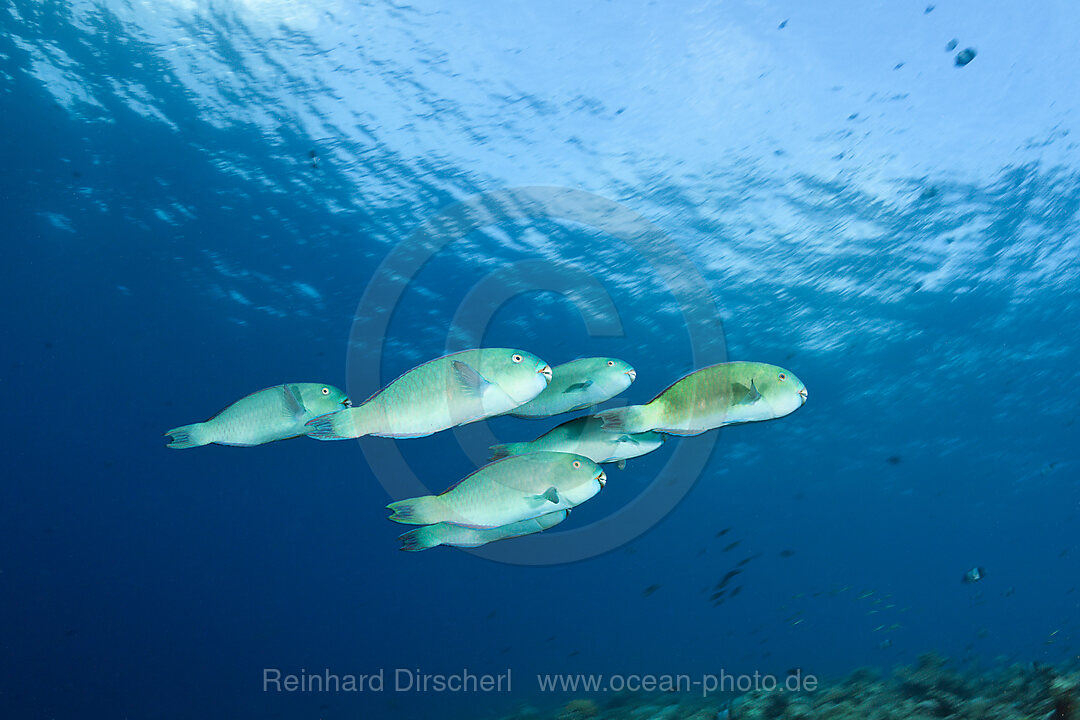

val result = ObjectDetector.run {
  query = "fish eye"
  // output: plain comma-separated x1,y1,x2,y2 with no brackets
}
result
607,360,615,366
512,354,523,363
572,460,581,469
321,387,330,395
778,373,787,381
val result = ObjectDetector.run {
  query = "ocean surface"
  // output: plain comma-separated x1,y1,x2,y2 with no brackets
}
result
2,1,1079,718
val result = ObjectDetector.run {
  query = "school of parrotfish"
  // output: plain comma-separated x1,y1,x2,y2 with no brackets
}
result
165,349,808,552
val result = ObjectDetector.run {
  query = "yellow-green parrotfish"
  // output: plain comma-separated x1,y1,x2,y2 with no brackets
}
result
397,510,568,552
596,361,807,435
489,415,665,468
305,348,551,440
386,452,605,528
507,357,636,418
165,383,350,449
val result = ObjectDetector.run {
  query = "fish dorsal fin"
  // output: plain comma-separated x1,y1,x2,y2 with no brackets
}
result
282,384,308,419
733,379,763,405
531,487,560,504
562,380,594,393
452,361,492,397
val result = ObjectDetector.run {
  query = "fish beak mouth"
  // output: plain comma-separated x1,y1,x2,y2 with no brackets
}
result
538,364,552,382
342,398,352,408
596,470,606,488
626,368,637,382
798,388,808,405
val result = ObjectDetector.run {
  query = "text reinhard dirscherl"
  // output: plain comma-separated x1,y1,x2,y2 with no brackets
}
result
262,668,819,697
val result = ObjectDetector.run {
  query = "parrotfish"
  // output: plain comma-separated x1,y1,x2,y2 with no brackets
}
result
398,510,568,552
305,348,551,440
165,383,350,449
489,415,664,468
508,357,636,418
386,452,605,528
596,361,807,435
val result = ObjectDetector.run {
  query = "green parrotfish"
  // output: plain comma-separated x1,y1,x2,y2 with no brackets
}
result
165,383,350,449
596,361,807,435
386,452,605,528
507,357,636,418
490,415,664,468
305,348,551,440
398,510,568,552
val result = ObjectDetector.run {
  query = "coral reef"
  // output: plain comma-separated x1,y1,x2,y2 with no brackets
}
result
559,699,599,720
500,655,1080,720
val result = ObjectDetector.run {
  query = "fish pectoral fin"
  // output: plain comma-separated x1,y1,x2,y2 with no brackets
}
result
452,361,493,398
733,380,763,406
616,460,627,470
530,487,561,505
562,380,594,393
282,384,308,419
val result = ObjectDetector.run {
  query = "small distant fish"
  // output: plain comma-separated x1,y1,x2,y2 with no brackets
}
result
962,566,986,584
779,549,796,558
879,639,892,649
858,590,875,600
945,38,958,51
955,48,977,67
714,569,742,588
887,455,902,465
308,149,319,168
568,650,580,657
778,19,788,29
737,554,760,567
924,4,935,13
716,528,731,537
642,584,661,597
723,541,741,552
729,585,743,598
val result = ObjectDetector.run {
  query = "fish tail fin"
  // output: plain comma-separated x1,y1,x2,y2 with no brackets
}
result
165,423,211,449
595,404,653,434
398,527,441,552
304,407,367,440
386,496,443,525
488,443,519,461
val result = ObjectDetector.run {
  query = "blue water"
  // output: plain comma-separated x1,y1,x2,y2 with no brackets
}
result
3,1,1079,718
